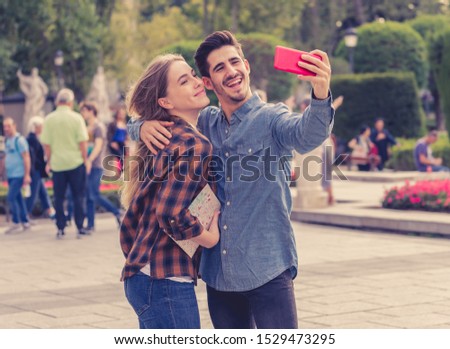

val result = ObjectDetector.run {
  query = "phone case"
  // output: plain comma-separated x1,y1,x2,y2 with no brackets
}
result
273,46,322,76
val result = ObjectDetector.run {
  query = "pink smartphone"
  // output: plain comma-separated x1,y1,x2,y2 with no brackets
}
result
273,46,322,76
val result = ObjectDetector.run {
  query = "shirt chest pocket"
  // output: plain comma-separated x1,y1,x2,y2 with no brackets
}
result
236,141,265,156
235,142,266,181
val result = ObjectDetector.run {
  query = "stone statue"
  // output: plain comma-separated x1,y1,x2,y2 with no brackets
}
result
87,66,112,123
17,68,48,127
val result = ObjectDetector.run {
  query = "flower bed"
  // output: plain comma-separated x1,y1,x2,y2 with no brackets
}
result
382,179,450,212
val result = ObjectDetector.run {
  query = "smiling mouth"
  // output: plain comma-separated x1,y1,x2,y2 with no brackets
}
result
224,76,243,88
194,90,206,97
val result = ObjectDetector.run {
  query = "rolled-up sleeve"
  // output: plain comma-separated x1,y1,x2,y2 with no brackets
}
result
127,118,143,142
155,142,208,241
270,92,335,154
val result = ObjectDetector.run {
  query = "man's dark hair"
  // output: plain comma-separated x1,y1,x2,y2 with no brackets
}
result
428,128,438,137
194,30,244,78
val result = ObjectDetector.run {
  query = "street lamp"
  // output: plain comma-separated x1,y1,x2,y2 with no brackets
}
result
344,27,358,73
54,50,64,90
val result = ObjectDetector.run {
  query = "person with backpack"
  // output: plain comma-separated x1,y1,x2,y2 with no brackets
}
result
25,116,55,220
3,117,31,234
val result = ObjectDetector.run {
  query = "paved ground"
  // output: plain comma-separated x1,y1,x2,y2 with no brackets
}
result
1,212,450,329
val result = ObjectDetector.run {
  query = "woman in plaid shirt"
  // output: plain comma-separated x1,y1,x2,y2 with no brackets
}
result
120,54,220,329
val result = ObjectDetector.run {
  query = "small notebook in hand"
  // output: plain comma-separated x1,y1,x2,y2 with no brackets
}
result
171,184,220,258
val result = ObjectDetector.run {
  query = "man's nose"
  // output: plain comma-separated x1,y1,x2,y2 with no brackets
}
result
224,63,238,77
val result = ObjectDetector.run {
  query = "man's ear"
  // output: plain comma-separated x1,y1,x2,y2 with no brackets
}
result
158,97,173,110
244,59,250,74
202,77,214,91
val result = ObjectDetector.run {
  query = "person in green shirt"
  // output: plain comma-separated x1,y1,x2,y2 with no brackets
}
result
41,88,89,239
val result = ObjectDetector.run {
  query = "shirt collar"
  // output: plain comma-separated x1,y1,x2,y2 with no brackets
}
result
221,94,263,122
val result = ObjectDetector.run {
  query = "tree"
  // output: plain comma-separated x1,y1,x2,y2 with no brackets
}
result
335,21,428,87
50,0,106,98
238,33,296,101
430,27,450,135
407,15,450,130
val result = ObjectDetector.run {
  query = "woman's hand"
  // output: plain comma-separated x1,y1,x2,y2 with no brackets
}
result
192,211,220,248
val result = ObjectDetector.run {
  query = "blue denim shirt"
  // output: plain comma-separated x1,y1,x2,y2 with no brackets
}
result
128,93,334,292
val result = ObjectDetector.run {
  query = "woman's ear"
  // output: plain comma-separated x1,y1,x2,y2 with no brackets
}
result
158,97,173,110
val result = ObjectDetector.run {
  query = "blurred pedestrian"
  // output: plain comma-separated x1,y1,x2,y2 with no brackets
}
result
40,88,89,239
414,129,449,172
80,101,122,232
25,116,55,219
348,125,380,172
107,104,128,172
3,117,31,234
370,118,397,171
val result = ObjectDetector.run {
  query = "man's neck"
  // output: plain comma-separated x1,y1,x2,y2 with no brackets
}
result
220,94,253,122
87,117,97,126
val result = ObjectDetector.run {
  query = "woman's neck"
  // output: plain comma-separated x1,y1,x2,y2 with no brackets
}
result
170,110,199,128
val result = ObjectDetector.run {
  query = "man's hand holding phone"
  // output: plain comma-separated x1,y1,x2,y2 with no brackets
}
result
274,46,331,100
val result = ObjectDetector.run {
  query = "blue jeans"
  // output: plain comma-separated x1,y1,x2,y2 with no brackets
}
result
86,167,120,228
7,177,29,224
26,171,52,214
207,269,298,329
124,272,200,329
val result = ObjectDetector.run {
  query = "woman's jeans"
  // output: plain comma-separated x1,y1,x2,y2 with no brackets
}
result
7,177,29,224
26,171,52,214
86,167,120,228
124,272,200,329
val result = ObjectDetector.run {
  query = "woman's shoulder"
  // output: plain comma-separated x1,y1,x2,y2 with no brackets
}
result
168,120,212,154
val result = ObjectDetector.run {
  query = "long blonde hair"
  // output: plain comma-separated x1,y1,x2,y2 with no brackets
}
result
121,54,185,208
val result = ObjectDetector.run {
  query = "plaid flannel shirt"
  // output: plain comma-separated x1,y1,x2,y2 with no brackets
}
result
120,117,213,282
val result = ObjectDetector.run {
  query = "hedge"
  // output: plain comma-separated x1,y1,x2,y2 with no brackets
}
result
385,134,450,171
430,27,450,136
330,72,426,142
335,21,428,87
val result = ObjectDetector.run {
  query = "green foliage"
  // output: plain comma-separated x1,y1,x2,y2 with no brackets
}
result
429,27,450,135
50,0,106,98
331,72,426,142
406,15,450,39
386,134,450,171
238,33,296,101
335,21,428,87
0,0,108,97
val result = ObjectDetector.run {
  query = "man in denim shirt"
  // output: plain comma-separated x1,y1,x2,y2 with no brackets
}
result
128,31,334,328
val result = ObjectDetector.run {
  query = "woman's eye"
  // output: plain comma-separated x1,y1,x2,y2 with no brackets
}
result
181,80,187,85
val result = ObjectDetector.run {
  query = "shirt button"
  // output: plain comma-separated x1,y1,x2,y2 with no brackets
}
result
248,148,252,153
222,250,227,255
226,177,231,181
223,225,228,230
225,129,229,134
226,201,231,206
225,152,229,157
170,219,175,224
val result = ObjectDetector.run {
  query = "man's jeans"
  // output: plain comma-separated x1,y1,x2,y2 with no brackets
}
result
52,164,86,231
86,167,120,228
7,177,29,224
26,171,52,214
124,272,200,329
207,269,298,329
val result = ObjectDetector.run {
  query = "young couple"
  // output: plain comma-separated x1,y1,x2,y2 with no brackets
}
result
120,30,335,329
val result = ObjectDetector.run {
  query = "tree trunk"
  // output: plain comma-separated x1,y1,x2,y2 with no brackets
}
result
353,0,365,24
434,90,446,131
203,0,209,36
231,0,239,33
